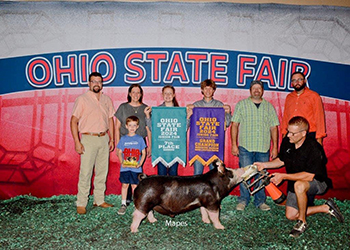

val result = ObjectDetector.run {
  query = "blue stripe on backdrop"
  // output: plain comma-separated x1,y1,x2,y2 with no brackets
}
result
1,47,349,101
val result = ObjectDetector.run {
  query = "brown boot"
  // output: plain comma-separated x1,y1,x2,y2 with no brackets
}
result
93,202,114,208
77,206,86,214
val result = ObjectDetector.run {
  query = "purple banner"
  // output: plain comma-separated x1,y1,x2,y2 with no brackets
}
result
189,107,225,166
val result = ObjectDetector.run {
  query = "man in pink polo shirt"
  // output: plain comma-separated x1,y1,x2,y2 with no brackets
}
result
70,72,115,215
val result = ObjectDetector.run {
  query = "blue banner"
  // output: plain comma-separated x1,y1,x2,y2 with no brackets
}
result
189,107,225,166
151,107,187,167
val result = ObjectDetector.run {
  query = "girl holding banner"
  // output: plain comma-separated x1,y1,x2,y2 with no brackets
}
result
145,86,187,176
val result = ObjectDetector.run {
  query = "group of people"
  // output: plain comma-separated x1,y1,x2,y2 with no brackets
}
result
70,71,344,237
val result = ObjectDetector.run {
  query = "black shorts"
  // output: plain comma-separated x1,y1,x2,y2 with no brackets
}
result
119,171,140,185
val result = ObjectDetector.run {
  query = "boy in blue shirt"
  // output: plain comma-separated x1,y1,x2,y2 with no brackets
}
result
117,116,146,215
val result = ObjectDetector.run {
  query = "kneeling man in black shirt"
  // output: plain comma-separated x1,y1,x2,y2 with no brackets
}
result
255,116,344,237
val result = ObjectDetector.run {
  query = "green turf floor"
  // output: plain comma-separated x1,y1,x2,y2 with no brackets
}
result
0,195,349,249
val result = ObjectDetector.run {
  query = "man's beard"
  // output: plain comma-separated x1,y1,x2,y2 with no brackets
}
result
92,86,101,93
293,82,306,91
251,91,262,100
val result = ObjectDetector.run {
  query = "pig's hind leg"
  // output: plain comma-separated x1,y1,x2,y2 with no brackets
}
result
200,207,211,224
130,209,146,233
207,209,225,230
147,210,157,223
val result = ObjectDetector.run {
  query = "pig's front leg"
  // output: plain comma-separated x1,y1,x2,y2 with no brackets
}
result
130,209,146,233
207,209,225,229
147,210,157,223
200,206,211,224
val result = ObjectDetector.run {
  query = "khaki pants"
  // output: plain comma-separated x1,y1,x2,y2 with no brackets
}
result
76,134,110,207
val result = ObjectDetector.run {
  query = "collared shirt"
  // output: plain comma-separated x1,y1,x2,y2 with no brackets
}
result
193,98,232,127
231,97,279,152
72,91,115,133
278,136,331,192
281,87,326,139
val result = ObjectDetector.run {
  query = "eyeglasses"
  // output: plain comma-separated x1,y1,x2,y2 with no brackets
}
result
291,78,304,83
287,130,306,136
90,80,102,84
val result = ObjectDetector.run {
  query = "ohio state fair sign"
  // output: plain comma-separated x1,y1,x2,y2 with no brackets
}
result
0,47,349,101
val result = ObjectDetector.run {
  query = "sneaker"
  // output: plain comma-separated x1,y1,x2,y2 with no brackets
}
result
117,205,127,215
258,203,271,211
236,203,246,211
126,199,133,206
289,220,308,237
325,198,344,223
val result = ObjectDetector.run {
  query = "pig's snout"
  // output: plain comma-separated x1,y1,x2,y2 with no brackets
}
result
240,164,259,181
234,168,246,180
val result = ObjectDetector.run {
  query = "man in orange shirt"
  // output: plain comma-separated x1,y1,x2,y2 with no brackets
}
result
281,72,326,145
70,72,115,214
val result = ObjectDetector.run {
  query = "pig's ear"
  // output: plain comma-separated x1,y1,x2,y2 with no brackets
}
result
217,164,226,175
213,160,219,168
213,159,224,168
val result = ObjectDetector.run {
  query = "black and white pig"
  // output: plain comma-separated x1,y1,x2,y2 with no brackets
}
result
130,160,246,233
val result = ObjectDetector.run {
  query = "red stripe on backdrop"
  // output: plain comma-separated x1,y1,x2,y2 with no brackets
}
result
0,87,349,200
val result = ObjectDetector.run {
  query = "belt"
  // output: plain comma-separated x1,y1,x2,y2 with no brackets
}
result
82,131,107,137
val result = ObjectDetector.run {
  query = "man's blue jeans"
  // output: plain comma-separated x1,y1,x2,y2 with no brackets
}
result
238,146,269,207
193,160,214,175
158,162,178,176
